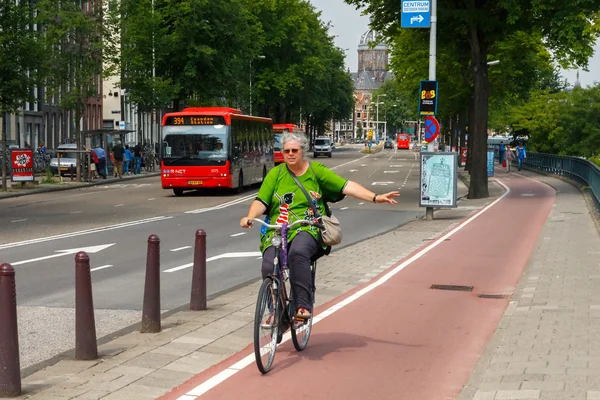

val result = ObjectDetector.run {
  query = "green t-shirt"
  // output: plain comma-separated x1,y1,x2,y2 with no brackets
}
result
256,162,348,253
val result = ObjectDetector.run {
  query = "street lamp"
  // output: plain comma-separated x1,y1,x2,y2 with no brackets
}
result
376,94,387,141
249,55,265,115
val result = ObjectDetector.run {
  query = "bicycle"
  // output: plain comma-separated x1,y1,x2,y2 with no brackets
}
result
249,217,324,374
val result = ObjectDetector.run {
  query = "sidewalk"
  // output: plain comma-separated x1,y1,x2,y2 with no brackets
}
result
0,170,160,200
12,169,600,400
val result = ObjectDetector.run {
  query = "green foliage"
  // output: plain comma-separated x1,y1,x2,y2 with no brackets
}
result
42,168,57,184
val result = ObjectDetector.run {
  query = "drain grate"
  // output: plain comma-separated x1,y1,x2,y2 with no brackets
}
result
430,284,473,292
477,294,511,299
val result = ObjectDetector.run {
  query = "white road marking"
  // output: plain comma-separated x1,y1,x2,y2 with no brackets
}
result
11,244,115,266
186,194,257,214
91,264,113,272
384,171,399,173
148,198,156,201
114,204,124,207
170,246,191,252
329,155,370,171
340,207,349,210
0,216,172,251
230,232,246,237
163,252,262,273
11,219,27,223
390,165,403,168
180,181,513,398
358,202,364,205
70,211,83,214
361,164,368,167
349,169,358,172
372,182,394,186
522,194,535,197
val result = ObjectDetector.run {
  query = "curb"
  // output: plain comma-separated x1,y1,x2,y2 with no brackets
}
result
0,172,161,200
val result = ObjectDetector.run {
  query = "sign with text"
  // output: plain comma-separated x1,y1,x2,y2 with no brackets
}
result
419,152,458,208
11,149,34,182
401,0,431,28
418,80,438,116
460,147,468,167
487,150,495,177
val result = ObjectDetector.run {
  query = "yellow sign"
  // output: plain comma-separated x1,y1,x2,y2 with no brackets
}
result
368,130,373,140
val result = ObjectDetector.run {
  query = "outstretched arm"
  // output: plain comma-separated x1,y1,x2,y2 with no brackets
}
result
342,181,399,204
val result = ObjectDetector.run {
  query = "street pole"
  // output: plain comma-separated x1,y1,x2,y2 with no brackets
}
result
425,0,437,221
249,60,253,116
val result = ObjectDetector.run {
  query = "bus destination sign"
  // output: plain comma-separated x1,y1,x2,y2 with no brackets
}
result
166,116,226,126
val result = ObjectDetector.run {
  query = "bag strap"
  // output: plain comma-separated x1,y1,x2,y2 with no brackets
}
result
286,165,322,219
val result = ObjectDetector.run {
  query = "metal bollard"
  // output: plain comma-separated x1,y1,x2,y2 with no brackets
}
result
75,252,98,360
190,229,207,311
141,234,161,333
0,264,21,397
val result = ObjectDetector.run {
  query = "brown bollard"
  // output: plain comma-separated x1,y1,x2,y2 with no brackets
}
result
141,234,161,333
75,252,98,360
190,229,207,311
0,264,21,397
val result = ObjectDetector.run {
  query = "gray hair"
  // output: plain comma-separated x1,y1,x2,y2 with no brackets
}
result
281,131,309,156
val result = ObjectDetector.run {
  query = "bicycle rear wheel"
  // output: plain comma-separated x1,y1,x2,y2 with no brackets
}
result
254,278,279,374
292,261,315,351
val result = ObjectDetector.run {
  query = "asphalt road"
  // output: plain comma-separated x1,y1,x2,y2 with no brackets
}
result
0,145,423,369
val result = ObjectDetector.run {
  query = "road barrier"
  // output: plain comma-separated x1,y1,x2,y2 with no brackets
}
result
525,153,600,208
190,229,207,311
0,264,21,397
141,234,161,333
75,252,98,360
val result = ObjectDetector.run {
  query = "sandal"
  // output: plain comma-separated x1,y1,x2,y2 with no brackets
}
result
261,312,274,328
295,307,311,320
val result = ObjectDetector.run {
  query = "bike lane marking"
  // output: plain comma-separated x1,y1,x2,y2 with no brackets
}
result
161,180,513,399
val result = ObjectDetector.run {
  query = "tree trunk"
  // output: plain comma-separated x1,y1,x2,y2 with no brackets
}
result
465,96,474,172
2,113,7,192
467,25,490,199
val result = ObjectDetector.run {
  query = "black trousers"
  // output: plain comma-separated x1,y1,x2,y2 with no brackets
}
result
261,231,319,312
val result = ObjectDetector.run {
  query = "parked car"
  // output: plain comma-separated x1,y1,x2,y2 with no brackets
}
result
50,143,78,175
384,139,394,149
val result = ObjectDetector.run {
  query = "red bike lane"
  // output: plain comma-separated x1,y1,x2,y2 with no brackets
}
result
162,174,555,400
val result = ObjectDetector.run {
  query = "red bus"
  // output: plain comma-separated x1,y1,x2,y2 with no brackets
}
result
161,107,274,196
273,123,303,165
397,133,410,149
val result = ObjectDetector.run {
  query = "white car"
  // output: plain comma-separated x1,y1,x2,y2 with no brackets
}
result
50,143,78,175
313,137,333,158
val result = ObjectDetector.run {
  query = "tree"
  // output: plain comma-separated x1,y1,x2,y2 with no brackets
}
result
344,0,600,198
0,0,44,191
37,0,119,181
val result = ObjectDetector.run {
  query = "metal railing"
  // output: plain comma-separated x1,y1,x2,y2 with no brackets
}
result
524,152,600,206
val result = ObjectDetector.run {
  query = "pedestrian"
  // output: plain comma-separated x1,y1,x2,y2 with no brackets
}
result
38,142,46,154
504,144,514,172
239,131,399,322
91,144,107,179
498,142,505,165
112,141,124,178
124,145,132,176
516,142,526,171
134,143,142,175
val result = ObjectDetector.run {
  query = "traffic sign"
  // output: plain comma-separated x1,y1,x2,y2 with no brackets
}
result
418,80,438,116
119,121,125,130
424,116,440,143
401,0,431,28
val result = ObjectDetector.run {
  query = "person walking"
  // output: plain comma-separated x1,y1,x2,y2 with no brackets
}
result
112,141,124,178
91,144,107,179
516,142,527,171
124,145,132,176
133,143,142,175
239,131,399,321
504,144,514,172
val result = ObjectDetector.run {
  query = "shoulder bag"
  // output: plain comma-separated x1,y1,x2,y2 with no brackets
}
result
286,165,342,246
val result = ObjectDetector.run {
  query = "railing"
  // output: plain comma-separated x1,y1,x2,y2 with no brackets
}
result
524,152,600,207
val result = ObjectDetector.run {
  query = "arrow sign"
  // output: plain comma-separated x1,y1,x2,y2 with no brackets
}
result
410,15,424,24
401,0,431,28
11,244,115,266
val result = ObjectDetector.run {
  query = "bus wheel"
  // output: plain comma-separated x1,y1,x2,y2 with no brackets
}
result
173,188,184,196
236,172,244,194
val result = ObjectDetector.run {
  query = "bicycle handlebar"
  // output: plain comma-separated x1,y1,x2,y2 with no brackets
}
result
250,218,325,231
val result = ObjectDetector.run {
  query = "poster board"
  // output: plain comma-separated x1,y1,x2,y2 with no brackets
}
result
419,152,458,208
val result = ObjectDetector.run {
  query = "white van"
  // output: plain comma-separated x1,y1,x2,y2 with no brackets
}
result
50,143,78,175
314,137,332,158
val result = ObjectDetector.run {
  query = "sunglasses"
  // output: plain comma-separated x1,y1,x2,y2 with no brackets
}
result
283,148,301,154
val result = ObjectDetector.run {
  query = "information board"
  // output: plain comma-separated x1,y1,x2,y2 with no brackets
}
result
11,149,34,182
487,150,495,177
419,152,458,208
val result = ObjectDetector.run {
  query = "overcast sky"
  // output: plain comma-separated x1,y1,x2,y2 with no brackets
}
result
309,0,599,87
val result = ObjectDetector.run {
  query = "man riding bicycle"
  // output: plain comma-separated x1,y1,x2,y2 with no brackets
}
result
240,131,399,321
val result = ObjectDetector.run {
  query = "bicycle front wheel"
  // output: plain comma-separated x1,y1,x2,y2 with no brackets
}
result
254,278,279,374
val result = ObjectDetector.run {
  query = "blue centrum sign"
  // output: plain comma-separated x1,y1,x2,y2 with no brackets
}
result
401,0,431,28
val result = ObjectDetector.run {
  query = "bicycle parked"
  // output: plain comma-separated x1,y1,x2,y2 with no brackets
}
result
249,217,324,374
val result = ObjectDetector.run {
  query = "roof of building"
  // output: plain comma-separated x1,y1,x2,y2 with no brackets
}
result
350,70,394,91
358,20,387,51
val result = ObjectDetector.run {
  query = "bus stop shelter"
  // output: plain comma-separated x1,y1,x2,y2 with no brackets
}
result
84,128,135,175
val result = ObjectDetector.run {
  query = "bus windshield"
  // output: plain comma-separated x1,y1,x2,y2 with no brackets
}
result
274,133,282,151
162,125,228,164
